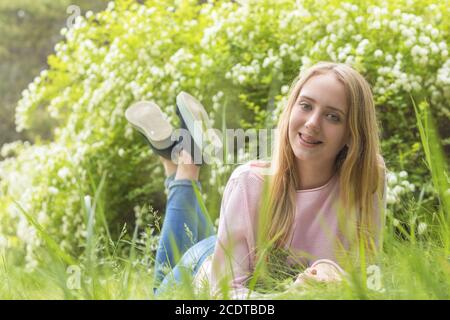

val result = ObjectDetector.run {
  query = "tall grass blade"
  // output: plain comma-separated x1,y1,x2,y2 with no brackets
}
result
13,200,77,266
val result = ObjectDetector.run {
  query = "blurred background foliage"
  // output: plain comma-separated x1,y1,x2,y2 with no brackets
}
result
0,0,448,270
0,0,106,146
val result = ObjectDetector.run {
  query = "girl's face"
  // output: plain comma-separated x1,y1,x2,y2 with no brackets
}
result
288,72,350,166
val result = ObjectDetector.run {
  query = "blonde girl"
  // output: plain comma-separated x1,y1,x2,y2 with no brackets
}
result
126,61,386,299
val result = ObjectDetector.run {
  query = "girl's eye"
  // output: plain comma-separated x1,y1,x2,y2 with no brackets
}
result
327,114,340,122
299,103,311,110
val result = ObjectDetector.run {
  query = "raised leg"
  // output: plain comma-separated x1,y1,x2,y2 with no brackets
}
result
153,150,215,288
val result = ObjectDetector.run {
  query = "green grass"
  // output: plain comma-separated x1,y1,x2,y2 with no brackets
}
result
0,99,449,300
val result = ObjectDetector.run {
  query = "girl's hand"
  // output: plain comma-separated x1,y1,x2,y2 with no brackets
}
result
293,260,345,287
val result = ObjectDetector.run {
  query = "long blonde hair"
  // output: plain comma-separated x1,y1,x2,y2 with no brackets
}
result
261,62,385,255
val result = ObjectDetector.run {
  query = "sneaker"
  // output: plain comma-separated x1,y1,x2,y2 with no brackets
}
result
176,91,223,165
125,101,177,160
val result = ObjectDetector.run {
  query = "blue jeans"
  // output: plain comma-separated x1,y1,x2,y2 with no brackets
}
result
153,174,217,296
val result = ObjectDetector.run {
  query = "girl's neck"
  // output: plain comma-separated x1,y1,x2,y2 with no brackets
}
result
295,160,336,190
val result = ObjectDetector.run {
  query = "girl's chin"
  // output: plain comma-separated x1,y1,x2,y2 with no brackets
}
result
292,149,317,160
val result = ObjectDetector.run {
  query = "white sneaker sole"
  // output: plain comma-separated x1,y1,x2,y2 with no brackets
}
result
125,101,174,150
176,92,222,156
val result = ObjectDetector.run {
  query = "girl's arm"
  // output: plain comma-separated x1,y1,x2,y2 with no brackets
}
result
209,165,264,299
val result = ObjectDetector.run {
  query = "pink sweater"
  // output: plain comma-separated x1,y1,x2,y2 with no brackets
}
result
193,161,386,298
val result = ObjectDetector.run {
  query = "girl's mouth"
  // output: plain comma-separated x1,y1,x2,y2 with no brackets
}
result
299,133,323,146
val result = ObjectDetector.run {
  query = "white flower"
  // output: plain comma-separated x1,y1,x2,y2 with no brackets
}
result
353,34,363,42
392,185,403,196
392,218,400,227
419,35,431,45
387,172,397,185
430,43,439,54
118,148,125,157
330,34,337,42
48,186,59,195
401,180,410,188
212,91,224,102
356,47,365,56
417,222,427,235
411,81,421,91
389,21,398,31
371,21,381,29
290,52,300,61
399,171,408,178
411,45,421,56
420,47,429,56
387,194,397,204
345,55,355,65
374,49,383,58
430,28,439,38
57,167,70,179
274,59,282,69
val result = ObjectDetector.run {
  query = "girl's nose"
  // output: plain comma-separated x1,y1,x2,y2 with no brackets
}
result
305,111,321,132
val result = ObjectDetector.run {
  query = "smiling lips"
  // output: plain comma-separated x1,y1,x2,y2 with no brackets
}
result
299,133,323,145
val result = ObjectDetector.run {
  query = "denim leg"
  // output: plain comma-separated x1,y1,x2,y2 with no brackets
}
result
153,175,215,289
155,235,217,297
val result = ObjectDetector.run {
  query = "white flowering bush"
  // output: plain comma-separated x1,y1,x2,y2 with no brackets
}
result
0,0,448,266
385,165,446,239
385,170,417,234
386,170,416,205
